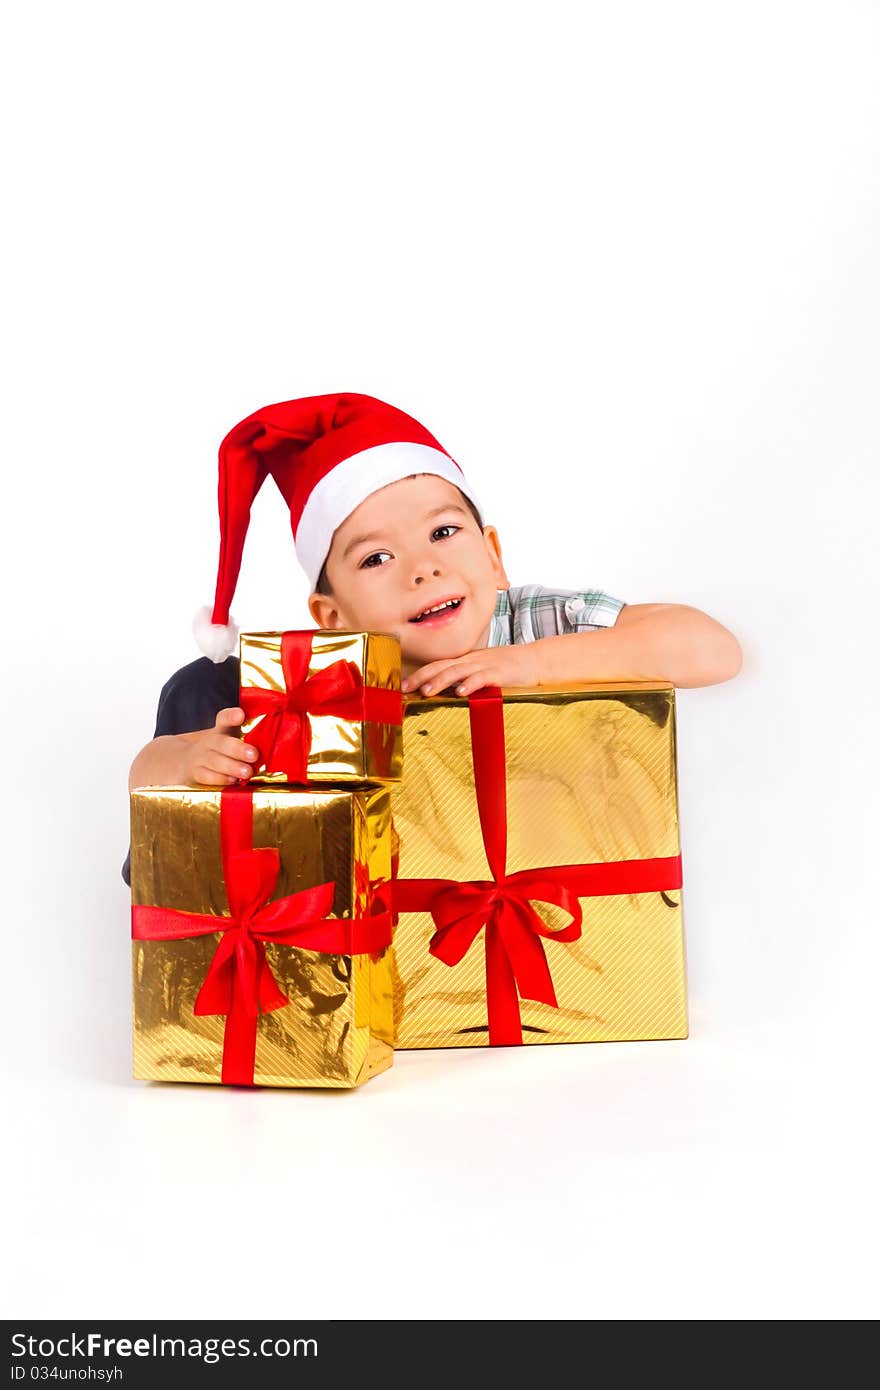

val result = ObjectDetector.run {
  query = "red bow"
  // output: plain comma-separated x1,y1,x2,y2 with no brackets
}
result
392,688,683,1046
239,632,402,781
132,789,392,1084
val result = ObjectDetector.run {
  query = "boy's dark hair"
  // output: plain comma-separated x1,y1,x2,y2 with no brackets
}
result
313,480,484,597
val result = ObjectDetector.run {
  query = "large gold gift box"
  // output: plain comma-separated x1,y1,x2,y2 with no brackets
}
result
391,683,688,1049
238,629,403,785
130,785,394,1088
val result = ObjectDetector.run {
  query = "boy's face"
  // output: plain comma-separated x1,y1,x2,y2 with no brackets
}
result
307,474,509,674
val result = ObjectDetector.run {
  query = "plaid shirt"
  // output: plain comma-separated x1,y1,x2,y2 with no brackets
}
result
487,584,626,647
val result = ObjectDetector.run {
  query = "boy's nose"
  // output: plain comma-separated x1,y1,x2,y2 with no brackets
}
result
413,568,441,585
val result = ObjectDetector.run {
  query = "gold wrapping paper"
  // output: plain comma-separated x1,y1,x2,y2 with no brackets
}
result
130,786,394,1087
239,630,403,784
391,682,688,1048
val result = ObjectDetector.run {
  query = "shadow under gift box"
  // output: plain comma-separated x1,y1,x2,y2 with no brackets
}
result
390,682,688,1049
239,630,403,785
130,786,394,1088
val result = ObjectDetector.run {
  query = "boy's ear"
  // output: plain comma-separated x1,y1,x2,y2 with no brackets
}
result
308,591,343,630
482,525,510,591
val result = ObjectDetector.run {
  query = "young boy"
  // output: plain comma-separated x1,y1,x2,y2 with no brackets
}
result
123,391,741,883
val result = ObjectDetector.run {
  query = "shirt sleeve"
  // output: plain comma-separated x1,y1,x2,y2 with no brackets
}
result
121,656,240,886
557,589,626,632
153,656,241,737
508,585,626,643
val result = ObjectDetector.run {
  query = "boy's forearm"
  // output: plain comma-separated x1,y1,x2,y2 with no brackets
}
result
128,734,192,792
533,606,742,689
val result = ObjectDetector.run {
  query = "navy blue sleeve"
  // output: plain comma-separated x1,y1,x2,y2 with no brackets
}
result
153,656,241,738
121,657,240,886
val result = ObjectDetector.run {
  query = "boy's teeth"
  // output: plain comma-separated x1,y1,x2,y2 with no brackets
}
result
414,598,461,622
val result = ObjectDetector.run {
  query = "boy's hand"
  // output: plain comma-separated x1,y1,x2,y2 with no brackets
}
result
401,645,540,698
180,707,260,786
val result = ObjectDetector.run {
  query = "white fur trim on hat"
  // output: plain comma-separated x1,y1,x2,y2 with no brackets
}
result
193,605,240,663
294,441,482,589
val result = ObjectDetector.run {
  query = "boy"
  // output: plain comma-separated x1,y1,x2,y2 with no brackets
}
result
124,391,741,883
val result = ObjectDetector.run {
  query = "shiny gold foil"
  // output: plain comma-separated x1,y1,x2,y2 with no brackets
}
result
239,630,403,784
392,682,688,1048
130,786,394,1087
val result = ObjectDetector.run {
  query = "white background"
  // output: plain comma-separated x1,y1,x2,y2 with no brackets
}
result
2,0,878,1321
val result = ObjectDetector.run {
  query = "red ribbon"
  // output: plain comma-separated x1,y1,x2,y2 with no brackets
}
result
132,788,392,1085
239,632,403,781
392,687,683,1046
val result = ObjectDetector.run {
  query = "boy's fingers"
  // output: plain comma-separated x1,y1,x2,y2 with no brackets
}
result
209,750,257,783
390,651,497,696
214,706,246,729
191,770,240,787
404,656,485,693
413,666,467,695
406,666,449,690
402,664,448,691
456,671,491,696
214,735,259,761
198,751,256,780
402,665,446,690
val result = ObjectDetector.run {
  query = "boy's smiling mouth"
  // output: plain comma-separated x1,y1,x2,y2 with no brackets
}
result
408,595,465,625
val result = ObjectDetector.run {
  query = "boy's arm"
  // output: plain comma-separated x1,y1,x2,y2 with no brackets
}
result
530,603,742,689
402,604,743,695
128,732,193,793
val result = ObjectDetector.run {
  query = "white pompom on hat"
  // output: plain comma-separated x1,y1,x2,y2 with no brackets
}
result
195,391,481,661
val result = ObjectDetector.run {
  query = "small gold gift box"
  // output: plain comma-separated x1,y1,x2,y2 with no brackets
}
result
238,629,403,785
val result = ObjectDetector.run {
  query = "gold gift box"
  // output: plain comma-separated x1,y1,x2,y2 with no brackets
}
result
391,682,688,1048
130,785,394,1088
239,630,403,785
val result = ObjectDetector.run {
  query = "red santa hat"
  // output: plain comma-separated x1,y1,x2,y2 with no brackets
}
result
193,391,482,661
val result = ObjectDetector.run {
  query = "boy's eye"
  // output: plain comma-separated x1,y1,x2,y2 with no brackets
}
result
360,551,392,569
431,524,460,541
